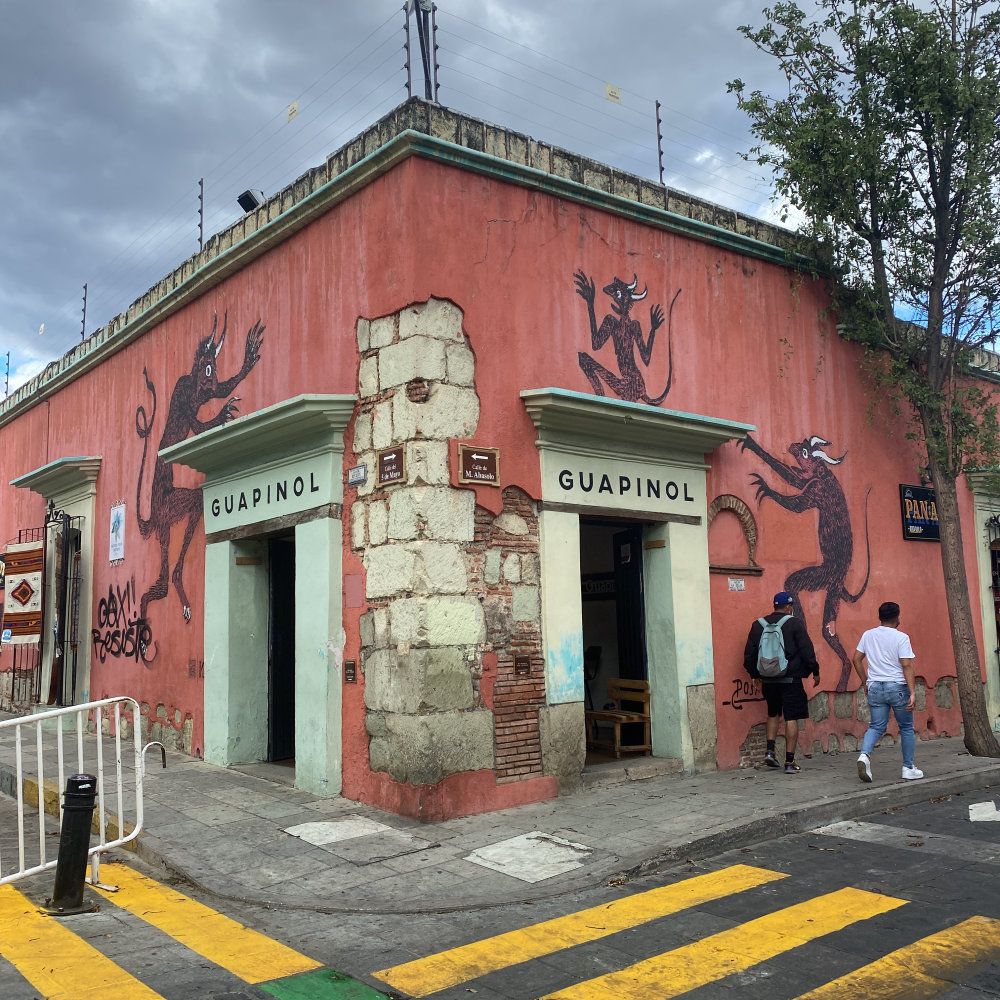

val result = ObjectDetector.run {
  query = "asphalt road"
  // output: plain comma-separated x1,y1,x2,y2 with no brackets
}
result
1,786,999,999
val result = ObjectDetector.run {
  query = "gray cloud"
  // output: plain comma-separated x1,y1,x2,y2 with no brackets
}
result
1,0,786,389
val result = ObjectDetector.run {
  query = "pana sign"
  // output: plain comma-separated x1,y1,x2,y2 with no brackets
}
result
900,484,939,541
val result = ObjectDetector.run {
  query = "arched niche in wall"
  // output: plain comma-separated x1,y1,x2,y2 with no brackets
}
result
707,493,763,576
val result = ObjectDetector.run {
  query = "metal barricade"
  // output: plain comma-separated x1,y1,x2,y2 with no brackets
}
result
0,696,164,887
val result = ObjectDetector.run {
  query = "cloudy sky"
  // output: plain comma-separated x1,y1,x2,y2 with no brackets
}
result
1,0,789,392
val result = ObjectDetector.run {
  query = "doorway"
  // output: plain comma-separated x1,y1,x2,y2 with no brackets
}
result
267,537,295,764
580,519,649,761
990,544,1000,682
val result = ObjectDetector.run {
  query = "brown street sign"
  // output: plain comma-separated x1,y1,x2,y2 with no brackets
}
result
377,448,405,485
458,444,499,485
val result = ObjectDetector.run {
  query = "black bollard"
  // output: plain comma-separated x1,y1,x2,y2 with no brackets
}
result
47,773,97,915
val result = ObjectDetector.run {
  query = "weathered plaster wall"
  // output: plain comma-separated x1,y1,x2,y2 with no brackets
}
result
0,97,992,800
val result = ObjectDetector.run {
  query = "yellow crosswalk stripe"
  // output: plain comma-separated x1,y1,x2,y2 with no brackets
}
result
94,862,322,985
540,886,906,1000
373,863,786,997
793,915,1000,999
0,882,166,1000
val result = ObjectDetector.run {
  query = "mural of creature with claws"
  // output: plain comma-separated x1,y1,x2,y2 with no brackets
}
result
742,433,871,692
574,270,681,405
135,313,264,642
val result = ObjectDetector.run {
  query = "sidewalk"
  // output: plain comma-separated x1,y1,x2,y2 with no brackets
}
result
3,728,999,914
103,737,1000,913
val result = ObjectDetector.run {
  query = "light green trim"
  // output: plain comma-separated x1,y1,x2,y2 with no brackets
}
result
521,387,753,462
412,131,807,268
11,456,101,501
538,510,585,705
161,395,356,477
203,539,269,766
968,485,1000,726
294,517,343,796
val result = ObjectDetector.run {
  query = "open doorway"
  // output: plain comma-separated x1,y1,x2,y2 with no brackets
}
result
990,543,1000,684
580,519,650,762
268,536,295,765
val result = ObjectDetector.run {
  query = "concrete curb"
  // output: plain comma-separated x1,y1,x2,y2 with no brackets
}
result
0,764,138,847
3,750,998,916
622,761,1000,881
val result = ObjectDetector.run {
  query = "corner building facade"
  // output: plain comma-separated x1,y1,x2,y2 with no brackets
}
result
3,98,1000,821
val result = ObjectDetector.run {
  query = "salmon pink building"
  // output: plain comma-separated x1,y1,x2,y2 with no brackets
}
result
2,99,999,820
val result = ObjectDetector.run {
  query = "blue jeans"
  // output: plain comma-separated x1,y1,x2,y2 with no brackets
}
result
861,681,915,767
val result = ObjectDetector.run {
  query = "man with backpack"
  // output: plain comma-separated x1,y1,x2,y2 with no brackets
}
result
743,592,821,773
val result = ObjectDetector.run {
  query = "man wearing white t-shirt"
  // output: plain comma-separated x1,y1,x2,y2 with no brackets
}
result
852,601,923,783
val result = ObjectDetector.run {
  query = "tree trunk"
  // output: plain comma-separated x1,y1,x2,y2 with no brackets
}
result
928,460,1000,757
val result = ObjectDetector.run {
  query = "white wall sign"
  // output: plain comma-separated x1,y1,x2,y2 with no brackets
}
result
109,501,126,562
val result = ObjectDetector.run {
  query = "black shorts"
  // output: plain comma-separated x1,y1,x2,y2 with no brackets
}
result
763,678,807,721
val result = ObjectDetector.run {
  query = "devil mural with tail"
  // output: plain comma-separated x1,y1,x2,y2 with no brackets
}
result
574,270,681,405
742,433,871,692
134,313,264,658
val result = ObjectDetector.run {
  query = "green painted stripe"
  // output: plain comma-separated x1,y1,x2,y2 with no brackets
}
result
261,967,391,1000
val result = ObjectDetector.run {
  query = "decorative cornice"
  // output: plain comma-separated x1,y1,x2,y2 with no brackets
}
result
520,387,753,463
161,394,356,478
10,456,102,502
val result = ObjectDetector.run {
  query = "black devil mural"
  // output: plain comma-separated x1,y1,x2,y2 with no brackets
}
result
574,270,681,405
135,313,264,643
742,433,871,692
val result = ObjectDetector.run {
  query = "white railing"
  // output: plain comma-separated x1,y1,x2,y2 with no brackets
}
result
0,696,164,887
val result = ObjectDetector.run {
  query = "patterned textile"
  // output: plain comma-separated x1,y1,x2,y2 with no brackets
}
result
3,542,43,645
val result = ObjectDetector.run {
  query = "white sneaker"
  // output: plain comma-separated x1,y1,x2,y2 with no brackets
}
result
857,753,872,783
902,765,924,780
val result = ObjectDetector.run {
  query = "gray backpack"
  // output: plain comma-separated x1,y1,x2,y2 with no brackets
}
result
757,615,793,679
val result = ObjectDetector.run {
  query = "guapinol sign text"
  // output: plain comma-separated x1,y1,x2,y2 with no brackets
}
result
203,454,334,532
541,449,702,515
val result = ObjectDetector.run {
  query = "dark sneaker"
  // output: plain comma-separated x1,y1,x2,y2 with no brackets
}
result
764,751,779,768
784,761,800,773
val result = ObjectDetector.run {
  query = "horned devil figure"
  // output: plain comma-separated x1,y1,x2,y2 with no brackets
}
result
574,270,681,405
742,433,871,692
135,313,264,636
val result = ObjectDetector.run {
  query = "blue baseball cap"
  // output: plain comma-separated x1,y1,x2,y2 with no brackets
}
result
773,592,794,606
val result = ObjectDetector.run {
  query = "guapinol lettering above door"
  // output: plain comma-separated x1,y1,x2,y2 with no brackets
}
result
202,453,334,533
541,449,701,516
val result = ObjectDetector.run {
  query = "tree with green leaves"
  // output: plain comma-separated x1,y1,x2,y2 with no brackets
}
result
730,0,1000,756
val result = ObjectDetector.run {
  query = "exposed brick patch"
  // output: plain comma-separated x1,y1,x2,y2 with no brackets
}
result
406,378,430,402
739,723,766,769
466,486,545,781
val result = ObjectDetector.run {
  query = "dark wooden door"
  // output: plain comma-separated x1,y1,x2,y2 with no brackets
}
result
267,538,296,762
613,525,647,681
